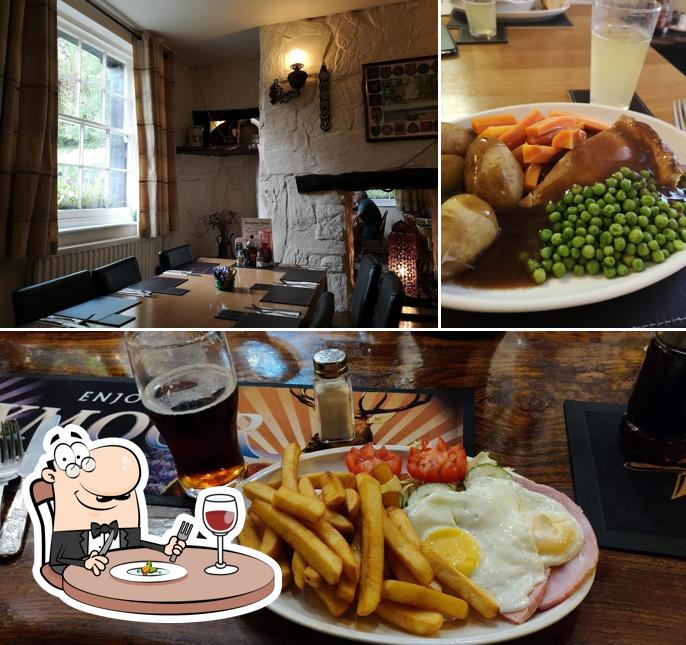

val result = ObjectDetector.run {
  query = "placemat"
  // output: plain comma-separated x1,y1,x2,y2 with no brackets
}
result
505,12,573,27
96,313,136,327
564,400,686,558
448,15,509,43
178,261,219,274
250,283,272,291
0,372,475,507
130,276,187,294
233,312,302,328
280,268,326,284
442,265,686,328
261,285,317,307
56,296,139,322
214,309,244,321
569,89,654,116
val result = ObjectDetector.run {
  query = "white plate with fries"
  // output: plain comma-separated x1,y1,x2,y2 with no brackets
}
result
239,445,596,644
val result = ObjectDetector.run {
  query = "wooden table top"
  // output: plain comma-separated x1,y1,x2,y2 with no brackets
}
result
1,331,684,643
442,5,686,123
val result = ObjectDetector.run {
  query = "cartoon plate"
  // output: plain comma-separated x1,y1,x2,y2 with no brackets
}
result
110,561,188,583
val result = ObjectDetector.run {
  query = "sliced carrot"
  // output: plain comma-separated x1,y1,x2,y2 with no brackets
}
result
525,116,578,139
498,109,545,150
522,144,562,165
479,124,514,138
549,110,610,132
527,128,563,146
524,163,543,192
512,144,525,167
551,128,588,149
471,113,517,135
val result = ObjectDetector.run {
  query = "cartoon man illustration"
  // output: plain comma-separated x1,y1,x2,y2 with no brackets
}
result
41,427,185,576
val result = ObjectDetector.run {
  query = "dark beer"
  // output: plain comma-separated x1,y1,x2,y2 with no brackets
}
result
142,364,245,493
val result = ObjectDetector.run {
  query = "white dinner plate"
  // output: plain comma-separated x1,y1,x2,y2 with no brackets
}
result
109,561,187,583
442,102,686,313
241,446,596,644
452,1,570,22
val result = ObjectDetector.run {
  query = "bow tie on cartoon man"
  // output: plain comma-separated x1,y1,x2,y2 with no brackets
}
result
42,428,185,576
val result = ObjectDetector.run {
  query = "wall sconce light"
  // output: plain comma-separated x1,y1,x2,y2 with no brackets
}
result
269,49,309,104
388,232,418,297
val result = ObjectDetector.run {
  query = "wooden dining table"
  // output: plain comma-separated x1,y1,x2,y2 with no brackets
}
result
442,4,686,123
0,331,684,643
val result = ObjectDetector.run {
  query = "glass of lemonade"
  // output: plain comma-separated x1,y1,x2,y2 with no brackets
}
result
590,0,660,109
464,0,497,39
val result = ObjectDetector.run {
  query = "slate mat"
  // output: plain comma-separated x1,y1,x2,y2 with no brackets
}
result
130,276,187,295
280,268,326,284
56,296,139,322
260,285,317,307
233,312,302,328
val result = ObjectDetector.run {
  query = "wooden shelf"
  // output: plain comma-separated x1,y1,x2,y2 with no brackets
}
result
176,145,258,157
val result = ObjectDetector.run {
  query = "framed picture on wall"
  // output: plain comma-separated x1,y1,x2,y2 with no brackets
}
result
362,55,438,143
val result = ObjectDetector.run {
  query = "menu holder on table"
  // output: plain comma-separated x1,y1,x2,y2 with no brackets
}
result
214,309,245,321
56,296,139,322
129,276,188,295
233,312,302,328
260,285,317,308
568,89,654,116
564,400,686,557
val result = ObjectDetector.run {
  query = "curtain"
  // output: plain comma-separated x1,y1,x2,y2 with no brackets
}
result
133,34,178,238
0,0,58,259
395,189,432,215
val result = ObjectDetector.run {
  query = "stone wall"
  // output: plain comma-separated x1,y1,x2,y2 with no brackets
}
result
258,0,438,310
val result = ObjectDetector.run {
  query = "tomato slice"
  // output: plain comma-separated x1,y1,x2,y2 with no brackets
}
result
344,443,403,475
406,438,467,483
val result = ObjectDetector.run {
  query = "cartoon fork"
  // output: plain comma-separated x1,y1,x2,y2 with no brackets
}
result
170,520,192,563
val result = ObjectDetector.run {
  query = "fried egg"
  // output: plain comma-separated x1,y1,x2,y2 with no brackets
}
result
405,470,584,614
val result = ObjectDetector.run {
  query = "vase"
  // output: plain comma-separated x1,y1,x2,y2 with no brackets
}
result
217,240,230,259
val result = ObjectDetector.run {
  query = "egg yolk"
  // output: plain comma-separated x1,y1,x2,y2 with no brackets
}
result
424,527,481,577
532,513,577,557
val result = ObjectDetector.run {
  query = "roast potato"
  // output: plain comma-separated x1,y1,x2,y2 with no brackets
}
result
441,123,472,157
441,154,464,194
441,194,499,278
464,137,524,212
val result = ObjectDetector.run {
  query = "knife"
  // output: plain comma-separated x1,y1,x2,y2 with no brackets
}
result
0,415,61,557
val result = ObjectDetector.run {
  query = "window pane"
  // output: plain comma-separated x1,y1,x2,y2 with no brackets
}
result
57,165,79,210
80,83,103,122
57,120,80,164
82,168,106,208
83,126,106,166
107,93,125,129
58,76,78,117
107,57,125,95
109,133,127,169
81,42,103,86
108,170,127,207
58,32,78,77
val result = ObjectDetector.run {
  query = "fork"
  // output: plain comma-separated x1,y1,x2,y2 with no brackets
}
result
249,304,300,318
0,421,24,528
673,99,686,131
169,520,192,563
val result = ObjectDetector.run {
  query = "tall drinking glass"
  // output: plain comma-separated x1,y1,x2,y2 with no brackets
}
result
590,0,660,109
464,0,497,38
125,332,245,497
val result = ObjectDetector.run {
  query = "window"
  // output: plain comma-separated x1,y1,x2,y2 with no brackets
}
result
367,189,396,207
57,6,137,241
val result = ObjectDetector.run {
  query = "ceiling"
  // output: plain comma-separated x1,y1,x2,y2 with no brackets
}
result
105,0,407,67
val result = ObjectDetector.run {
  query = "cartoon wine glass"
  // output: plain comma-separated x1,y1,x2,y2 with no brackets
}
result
203,493,239,575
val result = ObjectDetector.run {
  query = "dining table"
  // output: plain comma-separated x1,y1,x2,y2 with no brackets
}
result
442,4,686,328
23,259,327,329
0,330,684,643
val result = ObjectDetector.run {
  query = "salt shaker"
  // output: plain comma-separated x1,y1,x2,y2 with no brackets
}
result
313,349,355,442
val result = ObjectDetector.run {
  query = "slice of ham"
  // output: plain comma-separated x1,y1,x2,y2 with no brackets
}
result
513,474,599,612
501,568,550,624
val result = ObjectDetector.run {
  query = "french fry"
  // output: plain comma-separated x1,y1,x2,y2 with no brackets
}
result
279,558,292,589
304,471,356,489
345,488,360,521
298,475,319,498
381,580,469,619
321,471,346,509
374,600,444,637
243,482,276,504
324,510,354,535
382,513,433,586
292,551,306,590
248,511,266,538
237,514,261,550
421,544,499,619
387,551,420,584
334,573,358,603
356,473,384,616
260,526,282,559
282,443,301,490
372,461,394,484
274,486,326,523
251,500,343,586
387,508,422,547
312,584,352,617
303,566,324,588
308,519,358,581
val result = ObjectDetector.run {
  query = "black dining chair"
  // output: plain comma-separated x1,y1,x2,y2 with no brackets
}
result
350,255,381,327
309,292,335,328
12,271,95,326
92,256,142,295
159,244,194,272
371,271,404,328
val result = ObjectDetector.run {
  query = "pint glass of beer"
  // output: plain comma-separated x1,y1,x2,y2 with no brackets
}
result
125,331,245,496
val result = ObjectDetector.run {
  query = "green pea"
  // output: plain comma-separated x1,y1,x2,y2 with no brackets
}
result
582,187,594,199
586,259,600,275
604,193,616,205
551,232,563,246
603,245,614,257
562,228,574,241
655,233,666,247
573,194,584,205
639,207,651,220
622,199,636,213
614,237,627,252
614,213,627,226
652,250,665,263
603,266,617,278
648,239,659,251
609,223,624,237
572,236,585,248
606,177,618,188
545,202,556,213
532,268,547,284
586,234,596,245
620,178,632,191
549,211,562,223
640,194,656,207
655,214,669,229
580,210,591,223
617,263,629,277
612,171,624,182
632,258,645,272
588,203,601,216
592,182,606,196
629,228,643,244
570,248,581,259
540,246,553,259
600,231,612,246
540,228,553,242
626,243,636,256
563,257,575,270
564,192,574,204
527,258,541,272
542,259,553,271
553,253,561,262
588,224,600,237
637,242,650,257
552,262,566,278
573,265,585,277
603,256,615,267
582,244,596,259
595,249,604,261
558,244,570,257
603,204,615,217
626,212,637,226
615,189,627,202
674,239,686,251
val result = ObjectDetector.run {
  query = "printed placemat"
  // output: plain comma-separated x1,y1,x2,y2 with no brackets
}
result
565,400,686,558
0,373,475,507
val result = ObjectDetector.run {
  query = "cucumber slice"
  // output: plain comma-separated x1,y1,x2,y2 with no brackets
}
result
464,463,512,487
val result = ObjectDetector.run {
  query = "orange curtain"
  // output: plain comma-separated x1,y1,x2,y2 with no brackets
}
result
0,0,58,259
133,33,178,238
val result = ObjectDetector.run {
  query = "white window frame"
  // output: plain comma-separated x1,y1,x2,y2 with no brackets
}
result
56,1,138,243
